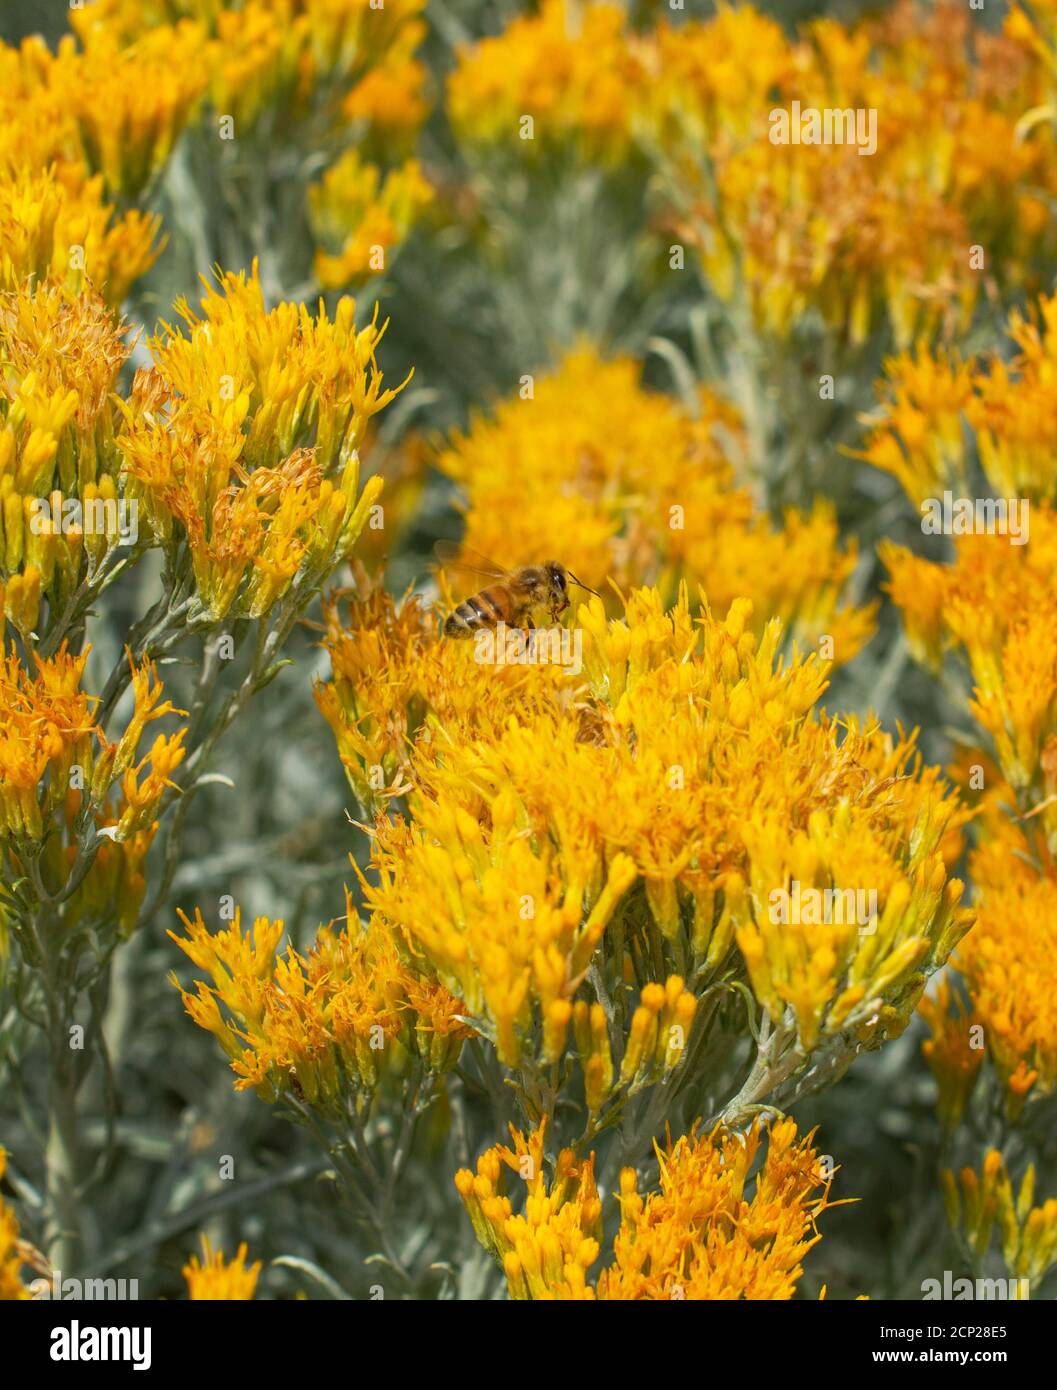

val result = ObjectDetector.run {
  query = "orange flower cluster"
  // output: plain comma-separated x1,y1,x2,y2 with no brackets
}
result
862,293,1057,506
437,346,876,664
309,152,432,289
943,1150,1057,1288
456,1116,840,1300
117,262,398,620
0,283,131,638
0,31,163,302
171,898,471,1111
183,1236,262,1300
447,0,1057,345
315,574,971,1093
0,645,184,933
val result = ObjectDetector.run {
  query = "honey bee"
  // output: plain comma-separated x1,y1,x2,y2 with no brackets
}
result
435,542,600,637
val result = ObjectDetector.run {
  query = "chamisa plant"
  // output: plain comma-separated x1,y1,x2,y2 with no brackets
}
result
2,0,1057,1310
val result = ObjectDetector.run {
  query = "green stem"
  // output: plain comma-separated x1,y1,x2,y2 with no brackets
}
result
44,1019,82,1274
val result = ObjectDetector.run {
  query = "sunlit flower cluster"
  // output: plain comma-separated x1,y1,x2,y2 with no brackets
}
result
0,645,184,931
0,28,190,295
117,262,398,620
863,293,1057,506
53,25,209,200
171,896,471,1111
882,505,1057,817
437,346,876,663
456,1115,839,1300
0,37,163,304
955,839,1057,1114
0,283,131,637
0,0,434,310
315,572,972,1095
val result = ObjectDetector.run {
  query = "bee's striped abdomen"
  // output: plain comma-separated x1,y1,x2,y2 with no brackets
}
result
444,588,502,637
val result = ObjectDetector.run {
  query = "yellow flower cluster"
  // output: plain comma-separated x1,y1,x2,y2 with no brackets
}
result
117,262,398,620
943,1150,1057,1290
183,1236,261,1299
882,506,1057,813
0,34,163,303
437,346,876,664
862,294,1057,506
456,1116,839,1300
317,574,972,1087
52,25,209,200
309,152,433,289
447,0,644,162
955,839,1057,1114
598,1117,838,1300
447,0,1057,344
70,0,430,130
0,1149,31,1301
0,0,432,309
877,307,1057,1128
455,1118,602,1299
0,283,131,637
0,22,205,300
341,15,430,152
170,898,471,1110
0,645,184,932
0,167,161,308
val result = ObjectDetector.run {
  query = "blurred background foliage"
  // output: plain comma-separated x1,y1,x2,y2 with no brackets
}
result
0,0,1050,1301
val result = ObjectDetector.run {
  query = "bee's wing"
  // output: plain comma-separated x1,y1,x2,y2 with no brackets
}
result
433,540,514,582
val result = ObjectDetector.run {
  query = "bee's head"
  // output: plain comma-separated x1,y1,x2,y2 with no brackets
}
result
548,562,601,614
544,561,569,612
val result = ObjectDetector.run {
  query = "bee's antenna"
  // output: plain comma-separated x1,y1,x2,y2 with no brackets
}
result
567,572,602,599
